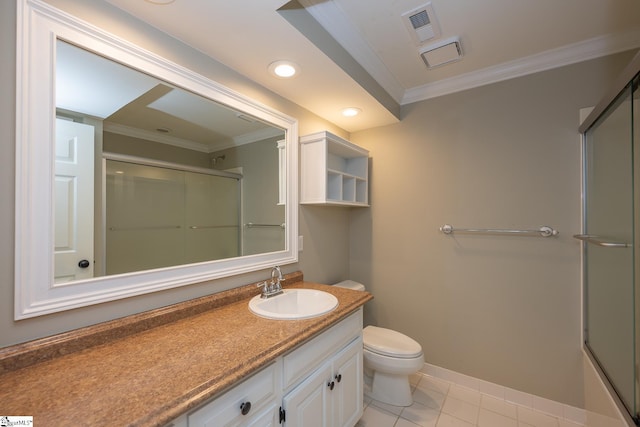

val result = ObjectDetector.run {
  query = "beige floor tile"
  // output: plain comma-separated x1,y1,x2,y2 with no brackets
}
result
396,418,423,427
419,376,451,395
413,385,447,410
478,408,518,427
481,394,518,419
448,385,482,406
436,413,476,427
400,401,441,427
517,406,560,427
358,373,585,427
442,396,480,424
357,404,399,427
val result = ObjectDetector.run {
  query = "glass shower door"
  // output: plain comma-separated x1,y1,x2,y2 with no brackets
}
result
582,80,636,418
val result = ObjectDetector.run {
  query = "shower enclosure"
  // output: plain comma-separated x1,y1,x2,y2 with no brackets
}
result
105,158,241,275
578,51,640,424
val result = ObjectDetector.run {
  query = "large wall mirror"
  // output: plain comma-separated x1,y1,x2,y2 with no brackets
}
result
15,0,299,319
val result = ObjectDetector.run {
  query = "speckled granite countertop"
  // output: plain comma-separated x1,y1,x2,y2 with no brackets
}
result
0,272,372,427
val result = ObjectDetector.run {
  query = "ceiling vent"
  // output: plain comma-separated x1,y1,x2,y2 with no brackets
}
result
420,38,463,69
402,3,441,45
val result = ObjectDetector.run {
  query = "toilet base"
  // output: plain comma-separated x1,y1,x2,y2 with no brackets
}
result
366,371,413,407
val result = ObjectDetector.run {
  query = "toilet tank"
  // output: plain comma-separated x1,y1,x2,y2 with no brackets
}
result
333,280,366,291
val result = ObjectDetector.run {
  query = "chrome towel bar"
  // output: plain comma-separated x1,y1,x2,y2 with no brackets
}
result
189,225,238,229
439,224,558,237
245,223,286,229
573,234,631,248
109,225,181,231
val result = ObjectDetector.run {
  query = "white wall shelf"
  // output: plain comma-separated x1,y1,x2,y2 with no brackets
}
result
300,131,369,207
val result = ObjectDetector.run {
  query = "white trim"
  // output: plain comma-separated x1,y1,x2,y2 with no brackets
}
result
403,28,640,104
103,122,212,153
104,122,285,153
232,127,286,148
15,0,299,319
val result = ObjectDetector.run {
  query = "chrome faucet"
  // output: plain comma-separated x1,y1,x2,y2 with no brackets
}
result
258,266,284,298
271,265,283,288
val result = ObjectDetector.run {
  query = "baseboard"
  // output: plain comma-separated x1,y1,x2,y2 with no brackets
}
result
420,362,598,426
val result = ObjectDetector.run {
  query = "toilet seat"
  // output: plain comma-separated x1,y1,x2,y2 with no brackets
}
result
363,326,423,359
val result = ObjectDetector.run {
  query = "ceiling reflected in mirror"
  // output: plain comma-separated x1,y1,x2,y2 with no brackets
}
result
56,40,283,154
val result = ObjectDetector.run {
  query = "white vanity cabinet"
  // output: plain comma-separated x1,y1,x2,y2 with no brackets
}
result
300,131,369,207
173,309,363,427
331,338,364,427
282,337,362,427
281,310,363,427
187,362,281,427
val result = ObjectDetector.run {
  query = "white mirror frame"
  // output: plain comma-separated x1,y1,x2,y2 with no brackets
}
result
15,0,299,320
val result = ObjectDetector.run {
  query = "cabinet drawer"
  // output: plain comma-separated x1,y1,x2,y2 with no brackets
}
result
283,308,362,390
188,363,279,427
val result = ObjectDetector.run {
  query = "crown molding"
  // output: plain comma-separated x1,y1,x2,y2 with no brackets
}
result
103,122,213,152
402,27,640,105
232,127,285,147
104,122,283,154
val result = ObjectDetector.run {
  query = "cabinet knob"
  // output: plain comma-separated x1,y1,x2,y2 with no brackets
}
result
328,381,335,391
240,401,251,415
78,259,90,268
335,374,342,383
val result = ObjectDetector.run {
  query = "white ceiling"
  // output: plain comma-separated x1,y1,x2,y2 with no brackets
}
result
103,0,640,132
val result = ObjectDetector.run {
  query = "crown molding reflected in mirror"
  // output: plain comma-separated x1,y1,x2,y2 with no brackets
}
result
15,0,298,319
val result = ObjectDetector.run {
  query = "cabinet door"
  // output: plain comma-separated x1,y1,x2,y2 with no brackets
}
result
332,338,363,427
188,364,278,427
245,404,279,427
282,364,332,427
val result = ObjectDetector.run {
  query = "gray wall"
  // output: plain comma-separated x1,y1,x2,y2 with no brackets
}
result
348,51,636,408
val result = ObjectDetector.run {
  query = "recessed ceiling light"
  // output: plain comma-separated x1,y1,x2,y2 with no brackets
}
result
145,0,176,4
341,107,361,117
268,60,299,78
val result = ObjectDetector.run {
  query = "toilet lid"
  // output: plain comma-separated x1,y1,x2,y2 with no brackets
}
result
363,326,423,358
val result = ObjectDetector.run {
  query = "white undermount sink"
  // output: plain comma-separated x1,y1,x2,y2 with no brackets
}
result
248,288,338,320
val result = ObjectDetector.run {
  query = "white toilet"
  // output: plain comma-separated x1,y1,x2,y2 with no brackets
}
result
334,280,424,407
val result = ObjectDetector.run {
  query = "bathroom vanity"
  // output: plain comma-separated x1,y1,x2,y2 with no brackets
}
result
0,272,372,427
183,308,362,427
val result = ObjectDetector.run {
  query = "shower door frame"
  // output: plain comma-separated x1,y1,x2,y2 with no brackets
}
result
579,50,640,426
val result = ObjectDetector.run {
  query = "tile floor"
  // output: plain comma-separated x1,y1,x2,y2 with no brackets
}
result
356,373,585,427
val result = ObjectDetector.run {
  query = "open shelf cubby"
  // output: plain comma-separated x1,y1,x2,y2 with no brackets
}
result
300,131,369,207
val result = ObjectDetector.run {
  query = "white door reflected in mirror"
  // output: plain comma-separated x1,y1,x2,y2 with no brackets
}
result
54,118,95,283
